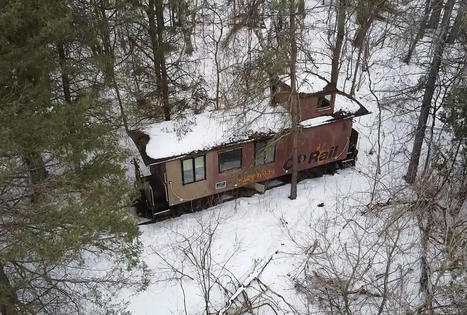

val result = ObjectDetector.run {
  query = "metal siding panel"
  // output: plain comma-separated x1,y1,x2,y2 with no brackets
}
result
161,118,353,205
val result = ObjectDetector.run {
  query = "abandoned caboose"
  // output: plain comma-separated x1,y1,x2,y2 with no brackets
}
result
131,84,369,216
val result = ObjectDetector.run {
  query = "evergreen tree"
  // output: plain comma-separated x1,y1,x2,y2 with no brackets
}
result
0,1,147,313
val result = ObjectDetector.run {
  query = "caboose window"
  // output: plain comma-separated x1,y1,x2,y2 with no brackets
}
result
255,140,275,166
317,94,331,109
218,148,242,173
182,155,205,184
194,156,205,180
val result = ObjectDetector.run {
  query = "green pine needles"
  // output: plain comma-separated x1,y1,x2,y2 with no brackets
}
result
0,1,148,313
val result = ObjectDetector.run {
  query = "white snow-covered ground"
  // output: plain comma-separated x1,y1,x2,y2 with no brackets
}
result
121,98,423,314
130,171,374,314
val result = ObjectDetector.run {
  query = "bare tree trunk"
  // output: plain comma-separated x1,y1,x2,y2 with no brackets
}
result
112,73,130,133
377,228,402,315
427,0,443,29
147,0,160,108
404,0,432,64
330,0,346,86
350,46,362,96
451,175,467,216
57,41,89,170
214,37,221,109
446,0,466,44
24,151,48,202
57,42,71,103
368,72,382,202
0,264,18,315
147,0,171,121
289,0,298,200
405,0,456,184
423,96,441,174
418,207,434,313
156,0,170,121
178,1,194,55
353,18,372,49
91,2,130,134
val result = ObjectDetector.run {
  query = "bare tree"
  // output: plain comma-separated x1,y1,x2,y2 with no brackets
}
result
427,0,444,29
331,0,348,86
86,0,130,133
446,0,467,44
290,199,417,314
405,0,434,64
405,0,457,184
289,0,299,200
152,212,242,314
146,0,171,120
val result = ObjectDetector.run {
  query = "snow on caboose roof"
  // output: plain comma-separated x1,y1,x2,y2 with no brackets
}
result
334,94,362,113
143,106,289,161
299,115,334,128
280,66,331,94
142,94,366,162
